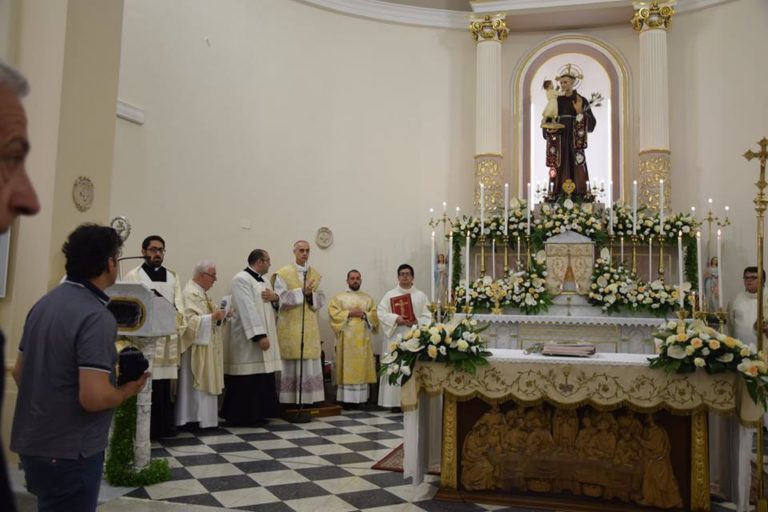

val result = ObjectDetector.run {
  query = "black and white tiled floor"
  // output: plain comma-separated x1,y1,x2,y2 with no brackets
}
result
106,409,741,512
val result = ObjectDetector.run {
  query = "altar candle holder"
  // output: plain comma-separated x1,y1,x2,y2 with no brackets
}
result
502,235,510,274
526,234,532,270
462,304,473,314
715,309,728,334
658,240,666,283
608,235,615,266
478,234,487,276
428,302,438,323
675,309,689,321
631,235,638,275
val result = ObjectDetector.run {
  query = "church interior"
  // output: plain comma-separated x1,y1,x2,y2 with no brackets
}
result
2,0,768,511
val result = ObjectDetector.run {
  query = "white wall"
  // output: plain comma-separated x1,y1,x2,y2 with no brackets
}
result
111,0,475,349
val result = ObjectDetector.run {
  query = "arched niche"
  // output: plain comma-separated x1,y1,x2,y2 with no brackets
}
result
511,35,631,205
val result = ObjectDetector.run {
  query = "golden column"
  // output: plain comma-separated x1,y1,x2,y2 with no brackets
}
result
632,1,675,214
470,15,508,217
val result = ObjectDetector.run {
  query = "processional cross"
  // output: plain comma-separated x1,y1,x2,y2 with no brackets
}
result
743,136,768,512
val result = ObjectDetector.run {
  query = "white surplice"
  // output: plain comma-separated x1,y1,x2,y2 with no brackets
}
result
376,286,431,407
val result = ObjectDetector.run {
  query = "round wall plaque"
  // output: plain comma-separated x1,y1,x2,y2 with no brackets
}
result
72,176,94,212
315,227,334,249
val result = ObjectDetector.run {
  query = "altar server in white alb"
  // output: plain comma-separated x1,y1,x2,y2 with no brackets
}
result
273,240,326,405
222,249,282,426
176,260,226,429
123,235,186,438
377,263,432,409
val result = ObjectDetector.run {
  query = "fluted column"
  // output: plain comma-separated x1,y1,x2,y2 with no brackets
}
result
633,2,675,214
470,15,507,216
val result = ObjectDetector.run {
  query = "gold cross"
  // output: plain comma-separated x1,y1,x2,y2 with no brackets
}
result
745,137,768,211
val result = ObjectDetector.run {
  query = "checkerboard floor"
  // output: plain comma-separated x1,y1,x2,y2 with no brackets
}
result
111,409,738,512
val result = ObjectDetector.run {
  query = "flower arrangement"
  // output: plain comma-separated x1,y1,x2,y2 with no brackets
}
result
453,215,482,242
659,212,698,244
380,318,492,385
649,318,768,410
535,200,603,239
588,255,638,313
454,275,499,311
608,202,635,238
505,251,552,314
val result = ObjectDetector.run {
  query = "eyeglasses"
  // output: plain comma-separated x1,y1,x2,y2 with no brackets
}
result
202,272,217,280
146,247,166,254
744,276,759,280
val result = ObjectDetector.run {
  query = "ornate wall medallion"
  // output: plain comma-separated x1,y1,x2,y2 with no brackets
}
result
110,216,132,242
316,227,333,249
72,176,94,212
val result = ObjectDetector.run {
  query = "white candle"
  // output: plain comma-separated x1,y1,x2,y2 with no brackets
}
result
504,183,509,236
620,236,624,264
526,182,532,235
648,236,653,281
442,201,447,215
659,179,665,236
480,184,485,233
455,206,460,219
696,231,703,309
430,231,436,303
608,207,614,235
717,229,723,310
517,235,521,266
465,231,471,304
691,206,696,215
492,239,496,279
632,180,638,235
448,233,454,302
677,230,684,309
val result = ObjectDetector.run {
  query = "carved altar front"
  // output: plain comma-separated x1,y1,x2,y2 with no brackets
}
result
402,350,761,512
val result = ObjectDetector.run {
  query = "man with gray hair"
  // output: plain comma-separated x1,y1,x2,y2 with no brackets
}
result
0,60,41,511
176,260,226,430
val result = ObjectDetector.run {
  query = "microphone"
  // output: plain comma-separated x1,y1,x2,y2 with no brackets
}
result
217,298,227,326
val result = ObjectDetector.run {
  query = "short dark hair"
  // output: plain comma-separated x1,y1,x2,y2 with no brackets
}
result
248,249,268,265
542,79,552,90
347,269,361,279
63,224,123,279
142,235,165,250
744,266,766,282
397,264,414,277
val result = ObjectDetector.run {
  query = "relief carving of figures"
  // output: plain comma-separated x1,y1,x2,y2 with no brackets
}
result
639,414,683,509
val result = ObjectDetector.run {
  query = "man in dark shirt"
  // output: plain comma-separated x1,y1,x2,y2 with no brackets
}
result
11,224,149,512
0,60,42,512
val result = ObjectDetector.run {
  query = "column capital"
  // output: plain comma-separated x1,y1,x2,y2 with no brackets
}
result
469,15,509,43
632,1,675,32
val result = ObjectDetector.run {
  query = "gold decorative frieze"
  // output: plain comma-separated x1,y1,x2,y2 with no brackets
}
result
475,156,503,216
632,1,675,32
638,151,671,215
441,396,458,489
470,15,509,42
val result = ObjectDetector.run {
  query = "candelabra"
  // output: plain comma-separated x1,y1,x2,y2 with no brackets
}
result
658,241,665,283
631,235,638,275
502,235,509,274
703,201,731,260
526,234,532,269
478,234,487,276
608,235,615,266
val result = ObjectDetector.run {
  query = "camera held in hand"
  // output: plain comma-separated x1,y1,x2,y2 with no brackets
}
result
117,346,149,386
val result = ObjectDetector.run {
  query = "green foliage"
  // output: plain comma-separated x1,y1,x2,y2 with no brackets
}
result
105,396,171,487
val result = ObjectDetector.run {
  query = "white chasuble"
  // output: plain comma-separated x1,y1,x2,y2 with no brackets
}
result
180,280,224,395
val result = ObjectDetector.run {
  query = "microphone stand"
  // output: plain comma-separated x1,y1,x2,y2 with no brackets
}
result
289,266,311,423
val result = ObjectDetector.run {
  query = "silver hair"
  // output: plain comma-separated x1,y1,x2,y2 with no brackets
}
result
0,61,29,97
193,259,216,277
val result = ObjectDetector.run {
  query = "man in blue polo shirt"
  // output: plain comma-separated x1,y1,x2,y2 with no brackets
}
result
11,224,149,512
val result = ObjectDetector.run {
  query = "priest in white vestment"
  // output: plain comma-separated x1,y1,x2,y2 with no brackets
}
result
377,263,432,408
328,270,379,405
222,249,282,426
176,260,225,429
273,240,326,405
123,235,186,438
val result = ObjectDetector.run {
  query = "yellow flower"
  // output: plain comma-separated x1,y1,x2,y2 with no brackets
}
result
690,337,702,348
741,348,753,357
388,341,398,352
676,333,688,343
427,345,438,359
708,339,721,350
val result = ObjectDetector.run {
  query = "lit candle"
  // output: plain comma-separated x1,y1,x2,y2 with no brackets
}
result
456,206,460,219
527,182,532,235
648,236,653,281
717,229,723,310
659,179,665,236
632,180,638,235
620,236,624,264
491,239,496,279
504,183,509,236
448,232,453,302
431,231,436,303
677,230,684,309
429,207,434,218
480,184,485,233
696,231,703,310
442,201,447,215
691,206,696,215
465,230,471,305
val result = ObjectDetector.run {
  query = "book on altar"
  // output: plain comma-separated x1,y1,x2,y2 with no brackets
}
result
390,294,417,324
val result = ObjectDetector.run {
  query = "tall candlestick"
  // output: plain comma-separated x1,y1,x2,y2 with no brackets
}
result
516,235,521,267
659,179,665,236
632,180,638,235
430,231,436,303
717,229,723,310
696,231,703,310
526,182,532,235
677,230,684,309
504,183,509,236
608,206,614,235
465,231,471,305
648,236,653,281
491,239,496,279
620,236,624,264
448,233,454,303
480,184,485,233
